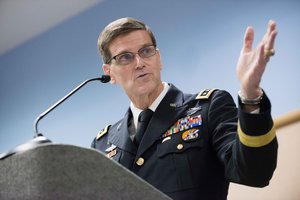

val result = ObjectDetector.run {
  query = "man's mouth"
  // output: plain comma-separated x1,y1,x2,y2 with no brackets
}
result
136,73,149,79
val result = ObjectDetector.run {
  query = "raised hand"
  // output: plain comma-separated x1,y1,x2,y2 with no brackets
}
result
237,20,277,99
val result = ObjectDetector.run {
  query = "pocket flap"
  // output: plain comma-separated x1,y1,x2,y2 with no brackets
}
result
157,132,204,158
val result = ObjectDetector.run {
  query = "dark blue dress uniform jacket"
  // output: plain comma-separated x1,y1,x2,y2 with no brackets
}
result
91,84,278,200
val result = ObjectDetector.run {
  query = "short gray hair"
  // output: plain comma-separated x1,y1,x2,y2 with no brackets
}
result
97,17,157,64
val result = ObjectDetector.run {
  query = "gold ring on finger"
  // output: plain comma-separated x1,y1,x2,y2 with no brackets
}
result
264,48,275,57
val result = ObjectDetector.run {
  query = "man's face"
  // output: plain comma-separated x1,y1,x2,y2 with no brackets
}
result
103,30,163,100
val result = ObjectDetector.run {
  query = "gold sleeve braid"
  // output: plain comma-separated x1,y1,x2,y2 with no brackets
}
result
237,121,276,147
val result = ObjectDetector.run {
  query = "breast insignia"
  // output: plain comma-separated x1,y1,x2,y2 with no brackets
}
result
96,124,111,140
195,88,218,100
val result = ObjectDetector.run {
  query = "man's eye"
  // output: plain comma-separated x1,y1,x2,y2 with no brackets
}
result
140,47,151,55
118,53,133,61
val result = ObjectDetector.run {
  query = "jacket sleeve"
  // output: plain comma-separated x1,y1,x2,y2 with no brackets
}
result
208,90,278,187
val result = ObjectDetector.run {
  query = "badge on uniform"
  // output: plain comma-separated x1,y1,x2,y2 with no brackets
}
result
162,136,171,143
186,106,201,116
182,129,199,142
105,144,117,158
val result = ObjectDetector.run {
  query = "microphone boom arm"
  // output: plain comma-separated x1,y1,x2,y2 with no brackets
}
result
34,75,110,137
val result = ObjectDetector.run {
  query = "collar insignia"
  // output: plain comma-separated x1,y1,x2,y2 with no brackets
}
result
169,103,177,108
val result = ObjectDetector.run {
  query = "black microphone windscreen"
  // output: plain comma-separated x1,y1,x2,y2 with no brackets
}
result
100,75,111,83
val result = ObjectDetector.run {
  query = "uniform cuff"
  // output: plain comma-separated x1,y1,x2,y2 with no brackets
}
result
237,91,276,147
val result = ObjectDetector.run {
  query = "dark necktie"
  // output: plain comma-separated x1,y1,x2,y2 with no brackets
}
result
134,109,153,146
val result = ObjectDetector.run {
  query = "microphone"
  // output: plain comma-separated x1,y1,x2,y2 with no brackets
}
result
0,75,110,159
34,75,110,136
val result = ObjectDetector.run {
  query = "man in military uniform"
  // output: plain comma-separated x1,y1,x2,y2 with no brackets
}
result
91,17,278,200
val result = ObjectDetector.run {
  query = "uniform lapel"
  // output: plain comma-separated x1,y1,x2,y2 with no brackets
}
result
136,85,188,158
108,109,137,155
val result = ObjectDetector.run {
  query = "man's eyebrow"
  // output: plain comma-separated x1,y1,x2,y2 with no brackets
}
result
114,50,130,56
114,43,154,55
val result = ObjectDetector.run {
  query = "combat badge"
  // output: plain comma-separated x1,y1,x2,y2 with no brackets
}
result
186,106,202,116
182,129,199,142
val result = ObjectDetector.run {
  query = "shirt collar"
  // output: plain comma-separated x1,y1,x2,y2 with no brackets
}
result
130,82,170,129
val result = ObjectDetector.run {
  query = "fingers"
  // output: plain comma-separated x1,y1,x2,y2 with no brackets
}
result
242,26,254,53
264,20,277,50
260,20,277,61
259,43,270,63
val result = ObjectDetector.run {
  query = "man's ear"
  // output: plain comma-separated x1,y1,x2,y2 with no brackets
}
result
103,64,116,84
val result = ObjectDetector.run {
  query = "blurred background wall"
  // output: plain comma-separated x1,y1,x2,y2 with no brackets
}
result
1,0,300,199
0,0,299,161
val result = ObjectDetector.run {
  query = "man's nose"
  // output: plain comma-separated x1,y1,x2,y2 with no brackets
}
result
134,54,145,69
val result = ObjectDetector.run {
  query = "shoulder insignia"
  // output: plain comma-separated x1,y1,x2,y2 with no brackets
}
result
96,124,111,140
195,88,218,100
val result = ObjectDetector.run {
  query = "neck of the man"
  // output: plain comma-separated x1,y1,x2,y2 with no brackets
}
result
130,82,164,110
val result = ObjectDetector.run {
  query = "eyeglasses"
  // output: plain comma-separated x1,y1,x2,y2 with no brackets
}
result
108,45,157,66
